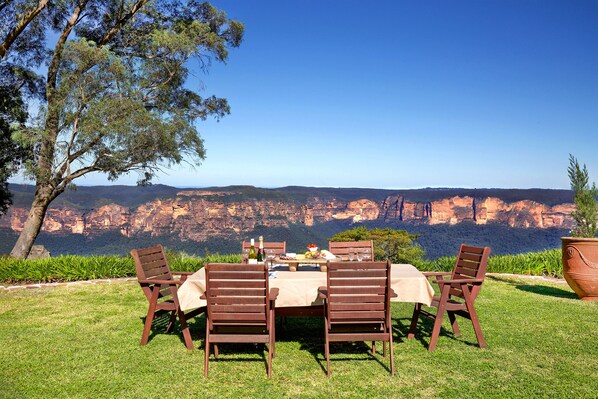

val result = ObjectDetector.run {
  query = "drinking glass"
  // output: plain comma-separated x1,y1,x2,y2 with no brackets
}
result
267,249,276,268
357,252,363,262
363,248,371,261
348,248,355,262
242,248,250,263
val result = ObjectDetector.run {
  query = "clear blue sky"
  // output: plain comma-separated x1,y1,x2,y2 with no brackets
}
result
21,0,598,189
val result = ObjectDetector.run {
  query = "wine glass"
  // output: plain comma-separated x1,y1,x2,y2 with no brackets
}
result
266,249,276,268
242,248,250,264
348,248,355,262
357,251,363,262
363,248,371,262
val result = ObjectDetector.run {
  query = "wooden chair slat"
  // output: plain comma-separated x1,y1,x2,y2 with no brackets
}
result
210,304,266,313
209,280,266,289
330,311,386,320
134,245,163,257
329,286,386,295
454,266,478,278
207,296,266,305
208,271,266,279
329,294,385,303
327,278,387,287
329,269,386,278
144,265,171,278
208,288,266,297
329,302,385,311
210,313,267,322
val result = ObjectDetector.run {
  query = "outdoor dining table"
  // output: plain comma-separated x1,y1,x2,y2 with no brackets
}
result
178,263,434,314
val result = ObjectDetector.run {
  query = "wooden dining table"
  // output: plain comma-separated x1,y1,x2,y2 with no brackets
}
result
178,263,435,315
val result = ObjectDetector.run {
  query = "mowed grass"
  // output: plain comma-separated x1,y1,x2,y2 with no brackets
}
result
0,277,596,399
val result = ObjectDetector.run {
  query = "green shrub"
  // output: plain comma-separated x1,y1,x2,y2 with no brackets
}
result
418,248,563,278
0,253,242,284
329,226,425,264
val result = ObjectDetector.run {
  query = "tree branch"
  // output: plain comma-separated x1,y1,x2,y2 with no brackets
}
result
99,0,151,46
0,0,49,59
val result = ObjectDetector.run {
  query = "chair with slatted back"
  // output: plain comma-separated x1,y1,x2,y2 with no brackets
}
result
131,245,204,350
318,260,395,377
204,263,279,377
241,241,286,263
328,240,374,260
407,244,491,351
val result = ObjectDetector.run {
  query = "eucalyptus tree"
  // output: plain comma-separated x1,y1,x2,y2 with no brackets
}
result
1,0,244,258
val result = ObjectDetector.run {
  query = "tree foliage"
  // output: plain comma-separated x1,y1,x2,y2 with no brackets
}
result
329,226,425,264
567,154,598,237
1,0,244,257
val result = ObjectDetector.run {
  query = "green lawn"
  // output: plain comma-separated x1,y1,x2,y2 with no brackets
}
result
0,277,596,399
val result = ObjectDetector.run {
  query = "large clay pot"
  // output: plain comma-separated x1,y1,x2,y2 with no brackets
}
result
561,237,598,301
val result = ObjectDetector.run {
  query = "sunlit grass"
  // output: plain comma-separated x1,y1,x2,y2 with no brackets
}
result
0,277,596,398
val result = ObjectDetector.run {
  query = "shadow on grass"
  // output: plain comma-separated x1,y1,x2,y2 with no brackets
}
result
515,284,578,299
488,275,577,299
274,316,393,375
393,316,483,350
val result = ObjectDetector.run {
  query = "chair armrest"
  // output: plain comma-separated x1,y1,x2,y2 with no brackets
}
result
390,288,398,298
436,278,484,285
269,288,280,301
318,286,328,299
422,271,452,278
172,271,194,276
172,271,193,282
138,278,183,286
200,293,206,300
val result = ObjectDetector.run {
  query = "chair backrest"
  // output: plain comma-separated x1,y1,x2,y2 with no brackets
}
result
205,263,270,328
328,240,374,258
242,241,287,254
450,244,492,302
325,261,391,325
130,244,174,303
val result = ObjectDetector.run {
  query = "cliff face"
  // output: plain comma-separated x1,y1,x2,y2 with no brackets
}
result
0,189,575,241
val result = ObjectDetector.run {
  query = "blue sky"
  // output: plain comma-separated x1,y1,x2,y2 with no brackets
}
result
18,0,598,189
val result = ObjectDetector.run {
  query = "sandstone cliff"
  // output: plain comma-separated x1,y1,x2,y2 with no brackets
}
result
0,189,575,242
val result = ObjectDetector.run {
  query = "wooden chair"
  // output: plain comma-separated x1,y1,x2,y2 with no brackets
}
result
328,240,374,260
407,244,491,351
242,241,286,263
130,245,204,350
318,260,395,377
204,263,279,377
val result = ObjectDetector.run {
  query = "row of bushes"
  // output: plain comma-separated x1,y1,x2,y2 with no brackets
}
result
0,249,563,284
0,252,241,284
414,248,562,277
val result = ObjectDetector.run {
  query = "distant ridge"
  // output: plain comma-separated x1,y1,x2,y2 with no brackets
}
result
6,184,574,209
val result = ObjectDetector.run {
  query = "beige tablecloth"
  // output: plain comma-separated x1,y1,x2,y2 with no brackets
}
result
178,263,434,312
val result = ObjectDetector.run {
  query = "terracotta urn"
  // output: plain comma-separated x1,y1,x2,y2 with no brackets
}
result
561,237,598,301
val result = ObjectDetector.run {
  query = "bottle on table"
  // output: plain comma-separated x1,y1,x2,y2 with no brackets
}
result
257,235,264,263
248,238,257,264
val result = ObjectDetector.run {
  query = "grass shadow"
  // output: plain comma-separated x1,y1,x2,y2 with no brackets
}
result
488,275,577,299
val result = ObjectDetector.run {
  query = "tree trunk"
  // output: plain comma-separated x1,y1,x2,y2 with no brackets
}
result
9,184,55,259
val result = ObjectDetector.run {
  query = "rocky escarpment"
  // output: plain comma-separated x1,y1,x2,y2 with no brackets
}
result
0,189,575,242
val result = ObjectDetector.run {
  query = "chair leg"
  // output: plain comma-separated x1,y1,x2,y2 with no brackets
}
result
165,310,177,333
204,323,210,377
178,310,194,350
407,303,421,339
428,305,446,352
214,344,219,359
448,311,461,336
464,299,486,348
372,341,376,355
324,323,331,377
388,326,395,376
141,289,160,346
267,332,273,378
